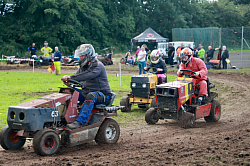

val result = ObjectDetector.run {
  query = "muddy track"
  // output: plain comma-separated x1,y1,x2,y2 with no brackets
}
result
0,68,250,165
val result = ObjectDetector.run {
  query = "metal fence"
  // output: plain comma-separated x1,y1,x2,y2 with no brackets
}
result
172,26,250,68
172,26,250,51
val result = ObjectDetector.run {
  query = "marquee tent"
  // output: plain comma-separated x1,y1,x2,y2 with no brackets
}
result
130,27,169,53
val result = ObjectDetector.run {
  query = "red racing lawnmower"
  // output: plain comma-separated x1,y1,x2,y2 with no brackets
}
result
145,69,221,128
0,79,124,156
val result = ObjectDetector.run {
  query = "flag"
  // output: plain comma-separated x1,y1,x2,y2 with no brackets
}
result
47,63,55,74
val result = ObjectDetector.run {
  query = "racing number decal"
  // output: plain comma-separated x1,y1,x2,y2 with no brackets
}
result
51,111,59,117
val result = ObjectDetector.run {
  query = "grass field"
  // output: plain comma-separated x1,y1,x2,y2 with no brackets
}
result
0,71,177,128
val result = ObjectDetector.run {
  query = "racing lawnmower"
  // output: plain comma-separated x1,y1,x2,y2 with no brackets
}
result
145,69,221,128
0,79,123,156
120,68,167,112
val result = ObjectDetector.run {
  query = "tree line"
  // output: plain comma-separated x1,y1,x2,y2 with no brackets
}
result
0,0,249,57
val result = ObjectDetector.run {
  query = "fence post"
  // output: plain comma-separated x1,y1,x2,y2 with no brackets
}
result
119,63,121,87
241,26,243,69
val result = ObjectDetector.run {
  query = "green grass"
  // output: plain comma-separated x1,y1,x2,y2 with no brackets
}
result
0,71,177,128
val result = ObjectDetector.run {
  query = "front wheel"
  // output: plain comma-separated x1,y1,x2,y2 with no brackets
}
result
0,126,26,150
95,118,120,144
204,100,221,122
33,128,60,156
120,96,131,112
145,108,159,124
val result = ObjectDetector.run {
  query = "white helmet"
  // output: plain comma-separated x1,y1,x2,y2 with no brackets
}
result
150,49,161,64
75,44,96,67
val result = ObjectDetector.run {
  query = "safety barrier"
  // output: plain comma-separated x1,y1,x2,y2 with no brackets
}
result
1,54,36,73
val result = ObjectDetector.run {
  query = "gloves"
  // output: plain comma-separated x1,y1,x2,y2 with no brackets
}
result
157,68,163,71
195,72,200,77
177,70,183,75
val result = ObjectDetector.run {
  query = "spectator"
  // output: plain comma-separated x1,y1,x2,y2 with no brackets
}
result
205,46,220,63
54,46,62,75
137,45,147,75
135,46,140,59
28,43,38,58
188,44,194,54
62,44,111,129
167,43,175,66
193,47,198,57
176,43,184,65
221,46,229,69
143,44,151,63
126,52,135,65
41,41,53,61
198,46,205,61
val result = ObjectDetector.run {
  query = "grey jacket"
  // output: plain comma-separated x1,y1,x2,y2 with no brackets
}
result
71,58,111,98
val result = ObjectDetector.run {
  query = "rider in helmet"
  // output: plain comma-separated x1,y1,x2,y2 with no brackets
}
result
177,48,208,105
144,49,167,84
62,44,112,129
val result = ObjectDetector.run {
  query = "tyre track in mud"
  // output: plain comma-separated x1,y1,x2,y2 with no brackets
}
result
0,69,250,165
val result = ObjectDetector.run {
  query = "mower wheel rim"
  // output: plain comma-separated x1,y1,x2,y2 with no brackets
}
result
215,106,220,117
106,124,116,141
44,137,55,150
10,133,19,143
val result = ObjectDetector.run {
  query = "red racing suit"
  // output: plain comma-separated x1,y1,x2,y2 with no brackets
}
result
177,57,208,96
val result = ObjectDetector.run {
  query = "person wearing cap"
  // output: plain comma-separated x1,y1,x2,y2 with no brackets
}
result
135,46,140,59
41,41,53,60
144,49,167,84
221,46,229,69
61,44,111,129
54,46,62,75
177,48,208,105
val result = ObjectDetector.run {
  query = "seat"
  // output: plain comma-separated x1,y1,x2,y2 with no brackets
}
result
94,92,116,109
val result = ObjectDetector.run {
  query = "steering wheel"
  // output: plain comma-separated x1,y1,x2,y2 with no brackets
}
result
63,79,84,88
145,67,159,74
180,69,196,78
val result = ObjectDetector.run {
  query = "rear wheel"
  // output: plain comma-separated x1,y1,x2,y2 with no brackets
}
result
95,118,120,144
179,112,195,128
33,128,60,156
120,96,131,112
0,126,26,150
204,100,221,122
145,108,159,124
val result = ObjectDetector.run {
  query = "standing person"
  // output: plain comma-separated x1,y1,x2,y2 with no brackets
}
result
54,46,62,75
41,41,53,61
167,43,175,66
193,47,198,57
198,46,205,61
135,46,140,59
188,44,194,53
177,48,208,105
205,46,220,63
62,44,111,129
143,44,151,64
221,46,229,69
28,43,38,58
137,45,147,75
176,43,184,65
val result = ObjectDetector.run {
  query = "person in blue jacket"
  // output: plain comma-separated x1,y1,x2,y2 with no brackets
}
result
28,43,38,58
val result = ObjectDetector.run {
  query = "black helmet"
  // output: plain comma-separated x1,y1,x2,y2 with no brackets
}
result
75,44,96,68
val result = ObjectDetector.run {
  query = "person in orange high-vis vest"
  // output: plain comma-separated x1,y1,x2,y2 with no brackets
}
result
176,43,184,65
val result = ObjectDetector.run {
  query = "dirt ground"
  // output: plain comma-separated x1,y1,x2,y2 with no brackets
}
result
0,66,250,165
